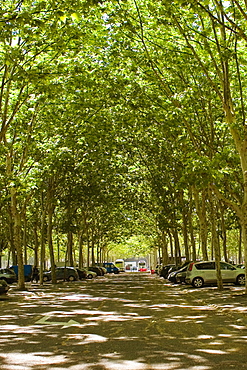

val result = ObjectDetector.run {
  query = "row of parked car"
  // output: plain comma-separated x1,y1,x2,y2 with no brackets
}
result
0,262,120,294
42,262,119,282
157,260,246,288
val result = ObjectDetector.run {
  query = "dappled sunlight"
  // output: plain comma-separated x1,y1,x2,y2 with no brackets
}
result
84,312,151,322
0,352,67,369
67,333,108,344
0,274,247,369
196,348,228,355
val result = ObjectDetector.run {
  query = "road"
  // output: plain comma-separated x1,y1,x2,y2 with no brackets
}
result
0,272,247,370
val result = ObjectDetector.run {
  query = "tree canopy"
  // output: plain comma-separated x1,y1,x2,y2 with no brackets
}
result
1,0,247,290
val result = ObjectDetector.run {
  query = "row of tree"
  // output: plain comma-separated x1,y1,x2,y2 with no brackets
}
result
0,0,247,290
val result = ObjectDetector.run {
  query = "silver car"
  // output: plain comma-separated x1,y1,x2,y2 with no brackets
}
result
185,261,245,288
0,268,17,284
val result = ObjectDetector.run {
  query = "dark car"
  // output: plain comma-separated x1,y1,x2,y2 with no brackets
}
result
89,266,104,276
168,265,189,284
43,267,79,282
0,280,10,294
98,266,107,275
76,268,88,279
0,268,17,284
76,268,97,279
159,264,175,279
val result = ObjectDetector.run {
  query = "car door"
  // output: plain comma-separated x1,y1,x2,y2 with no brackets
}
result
195,262,216,283
220,262,236,283
204,262,216,283
56,268,64,280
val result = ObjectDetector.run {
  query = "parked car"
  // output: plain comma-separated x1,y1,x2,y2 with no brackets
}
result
99,266,107,275
103,262,119,274
185,261,245,288
85,269,97,279
159,264,175,279
155,264,162,274
0,268,17,284
76,268,88,279
43,267,79,282
88,266,104,276
76,268,97,279
168,265,189,284
0,279,10,295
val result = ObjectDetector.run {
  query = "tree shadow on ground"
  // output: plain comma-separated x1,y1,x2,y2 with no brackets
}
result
0,273,247,369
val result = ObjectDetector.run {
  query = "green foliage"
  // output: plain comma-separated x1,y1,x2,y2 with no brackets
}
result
0,0,246,268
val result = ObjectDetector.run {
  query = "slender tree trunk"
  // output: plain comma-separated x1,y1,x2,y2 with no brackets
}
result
238,227,242,264
188,189,196,261
8,210,17,265
182,209,190,261
47,204,56,283
47,180,56,284
209,190,223,290
172,228,181,266
193,187,208,260
39,194,46,284
219,203,228,262
78,232,84,268
161,230,169,265
91,235,95,265
11,187,25,290
33,223,39,268
23,211,27,265
67,230,74,266
168,231,174,263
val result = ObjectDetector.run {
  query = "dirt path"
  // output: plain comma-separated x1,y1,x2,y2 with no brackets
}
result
0,273,247,369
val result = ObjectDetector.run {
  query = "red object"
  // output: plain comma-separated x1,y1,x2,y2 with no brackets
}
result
188,263,194,271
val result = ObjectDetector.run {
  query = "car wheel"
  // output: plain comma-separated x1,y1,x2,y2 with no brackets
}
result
236,274,245,285
68,275,75,281
192,277,204,288
87,274,93,279
43,276,49,282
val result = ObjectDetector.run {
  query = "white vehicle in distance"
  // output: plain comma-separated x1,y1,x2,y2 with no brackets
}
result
185,261,245,288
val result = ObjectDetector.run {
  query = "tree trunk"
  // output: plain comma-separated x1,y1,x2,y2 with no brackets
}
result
67,230,74,267
47,180,56,284
33,223,39,268
78,232,84,268
39,199,46,285
238,227,242,264
91,226,95,265
23,211,27,265
219,202,228,262
11,187,25,290
193,187,208,260
168,231,174,262
161,230,169,265
182,209,190,261
172,228,181,266
209,191,223,290
188,189,197,261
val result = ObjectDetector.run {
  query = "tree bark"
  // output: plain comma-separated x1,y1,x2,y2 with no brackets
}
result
209,190,223,290
193,187,208,260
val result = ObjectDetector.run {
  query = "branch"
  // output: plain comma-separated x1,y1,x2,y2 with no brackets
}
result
210,183,242,218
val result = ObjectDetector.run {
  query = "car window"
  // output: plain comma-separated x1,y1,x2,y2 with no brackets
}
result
220,262,236,270
195,262,215,270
